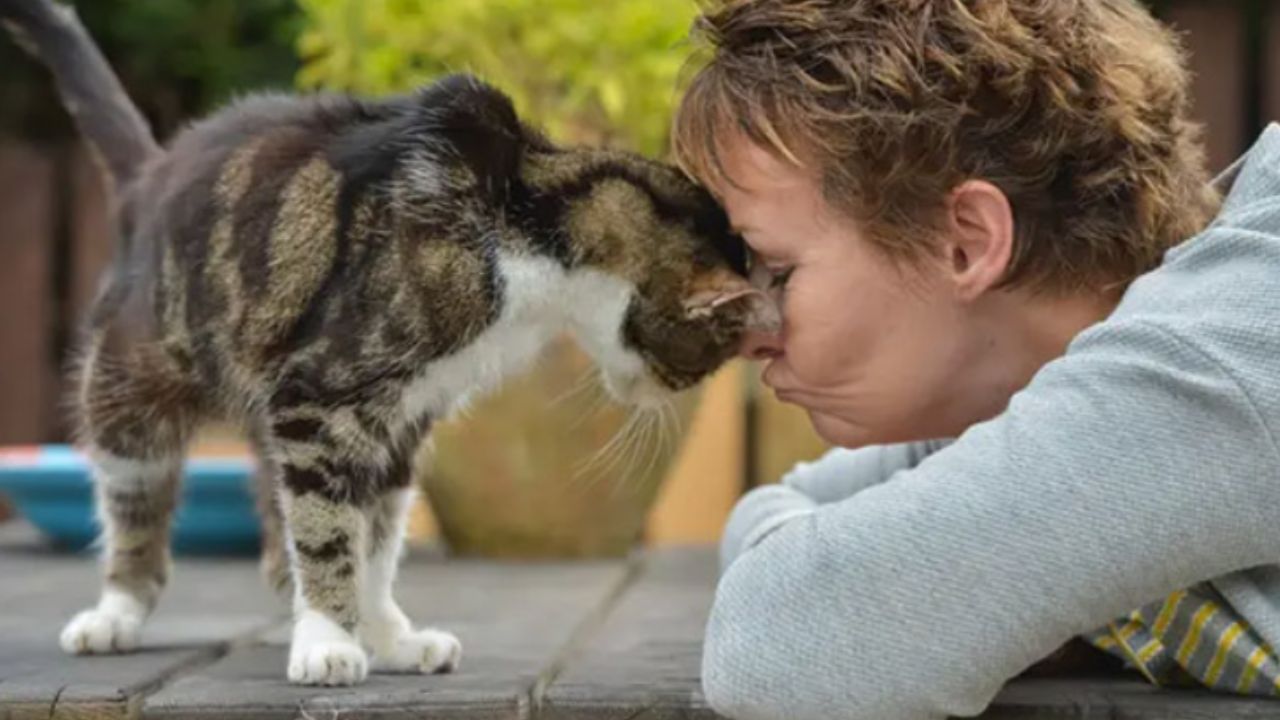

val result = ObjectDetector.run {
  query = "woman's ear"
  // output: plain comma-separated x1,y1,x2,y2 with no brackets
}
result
942,180,1014,301
684,267,782,334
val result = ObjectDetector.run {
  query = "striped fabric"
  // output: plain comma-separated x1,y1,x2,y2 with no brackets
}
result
1085,584,1280,695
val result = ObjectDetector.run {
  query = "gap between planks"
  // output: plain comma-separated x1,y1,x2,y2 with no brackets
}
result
49,615,286,720
525,553,646,719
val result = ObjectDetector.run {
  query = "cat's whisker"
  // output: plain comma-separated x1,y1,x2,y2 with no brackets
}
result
607,409,650,490
648,408,670,486
655,404,673,464
597,427,649,501
630,404,666,484
627,406,668,498
636,410,665,494
608,409,651,499
574,408,640,483
570,383,611,430
611,408,651,489
666,397,685,439
549,367,598,409
591,384,614,413
573,427,621,484
622,412,650,497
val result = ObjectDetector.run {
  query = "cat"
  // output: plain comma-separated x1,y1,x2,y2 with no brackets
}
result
1,0,778,686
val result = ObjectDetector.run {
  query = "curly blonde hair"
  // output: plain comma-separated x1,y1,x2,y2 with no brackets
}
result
674,0,1219,292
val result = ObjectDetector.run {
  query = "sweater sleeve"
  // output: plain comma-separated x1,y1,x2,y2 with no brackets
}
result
702,319,1280,720
719,440,951,573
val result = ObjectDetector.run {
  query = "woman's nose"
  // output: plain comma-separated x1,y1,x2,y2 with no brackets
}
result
739,328,784,360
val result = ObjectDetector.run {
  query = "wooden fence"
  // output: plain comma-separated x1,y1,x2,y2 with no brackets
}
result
0,144,107,445
1,0,1277,543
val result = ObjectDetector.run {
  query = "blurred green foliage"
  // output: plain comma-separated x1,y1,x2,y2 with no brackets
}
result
0,0,302,139
0,0,1192,154
295,0,700,156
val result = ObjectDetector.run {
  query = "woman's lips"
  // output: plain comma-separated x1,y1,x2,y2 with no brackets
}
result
760,362,815,407
764,375,818,409
766,378,804,404
772,390,798,405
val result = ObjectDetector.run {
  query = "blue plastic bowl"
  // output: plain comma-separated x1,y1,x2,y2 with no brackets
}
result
0,445,261,555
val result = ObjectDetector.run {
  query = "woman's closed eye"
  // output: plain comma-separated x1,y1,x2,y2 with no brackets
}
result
746,249,792,291
768,266,794,290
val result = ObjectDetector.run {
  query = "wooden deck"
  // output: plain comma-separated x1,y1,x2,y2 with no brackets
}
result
1,523,1278,719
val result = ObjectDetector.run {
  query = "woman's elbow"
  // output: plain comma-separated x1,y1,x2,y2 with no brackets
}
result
700,597,771,720
700,534,960,720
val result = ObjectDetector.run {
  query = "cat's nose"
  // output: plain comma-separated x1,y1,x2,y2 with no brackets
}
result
739,329,783,361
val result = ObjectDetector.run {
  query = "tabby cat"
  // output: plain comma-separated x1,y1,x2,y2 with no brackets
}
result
1,0,777,686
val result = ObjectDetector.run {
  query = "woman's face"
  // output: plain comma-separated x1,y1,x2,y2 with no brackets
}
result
716,138,1011,447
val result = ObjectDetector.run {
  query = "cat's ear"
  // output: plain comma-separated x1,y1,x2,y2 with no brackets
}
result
417,73,526,204
683,267,782,333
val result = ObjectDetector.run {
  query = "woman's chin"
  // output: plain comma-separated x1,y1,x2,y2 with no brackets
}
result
807,410,872,448
807,409,931,449
769,389,875,447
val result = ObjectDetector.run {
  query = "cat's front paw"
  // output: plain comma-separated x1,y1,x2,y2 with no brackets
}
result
288,609,370,686
372,628,462,674
60,607,143,654
288,640,369,686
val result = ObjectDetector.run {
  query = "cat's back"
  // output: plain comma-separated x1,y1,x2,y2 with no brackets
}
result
124,75,528,281
100,76,530,390
130,90,413,236
102,90,420,366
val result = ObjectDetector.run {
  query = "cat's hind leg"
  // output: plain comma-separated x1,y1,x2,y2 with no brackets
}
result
247,424,292,601
61,345,198,655
359,486,461,674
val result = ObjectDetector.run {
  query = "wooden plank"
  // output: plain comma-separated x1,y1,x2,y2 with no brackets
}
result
541,548,718,720
983,677,1280,719
1162,1,1248,174
0,142,56,445
0,523,279,720
142,556,630,719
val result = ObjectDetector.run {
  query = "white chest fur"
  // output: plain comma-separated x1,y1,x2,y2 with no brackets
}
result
398,252,636,423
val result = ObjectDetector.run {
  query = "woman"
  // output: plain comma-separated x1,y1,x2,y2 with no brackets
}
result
672,1,1280,718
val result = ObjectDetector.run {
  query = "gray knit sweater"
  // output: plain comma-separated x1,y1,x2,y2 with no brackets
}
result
703,124,1280,719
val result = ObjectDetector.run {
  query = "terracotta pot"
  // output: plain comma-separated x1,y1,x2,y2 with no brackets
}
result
416,336,701,558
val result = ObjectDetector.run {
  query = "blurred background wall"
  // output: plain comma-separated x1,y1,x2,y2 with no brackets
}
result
0,0,1272,552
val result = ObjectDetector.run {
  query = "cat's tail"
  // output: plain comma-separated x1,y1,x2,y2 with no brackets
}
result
0,0,158,186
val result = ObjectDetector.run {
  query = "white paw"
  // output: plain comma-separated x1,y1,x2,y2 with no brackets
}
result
372,628,462,674
287,640,369,686
60,607,143,654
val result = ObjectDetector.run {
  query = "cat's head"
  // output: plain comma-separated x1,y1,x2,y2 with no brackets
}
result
613,163,778,407
521,150,780,407
412,73,778,406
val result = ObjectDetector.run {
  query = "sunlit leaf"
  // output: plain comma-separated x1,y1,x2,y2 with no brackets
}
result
294,0,701,156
